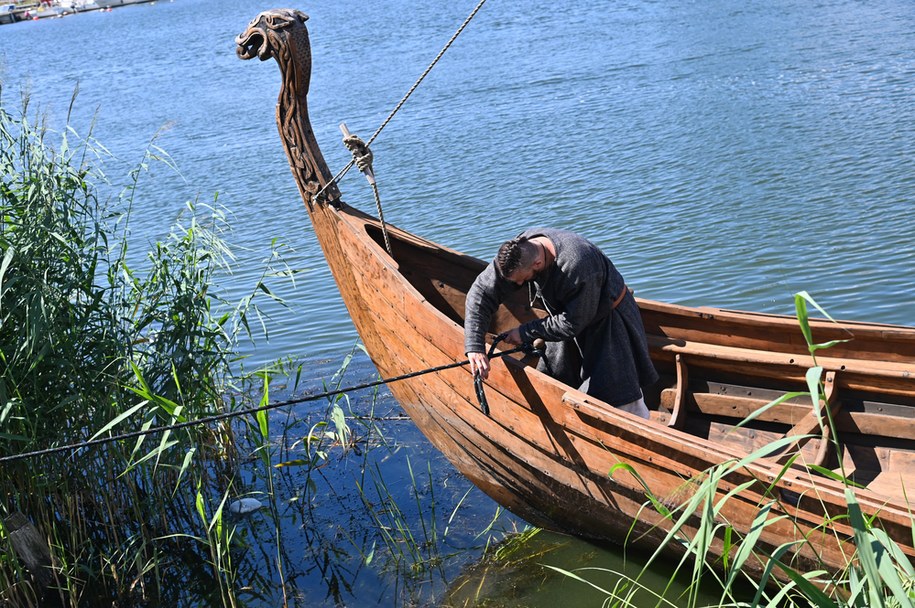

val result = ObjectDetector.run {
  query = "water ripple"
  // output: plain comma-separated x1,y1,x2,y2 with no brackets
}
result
1,0,912,360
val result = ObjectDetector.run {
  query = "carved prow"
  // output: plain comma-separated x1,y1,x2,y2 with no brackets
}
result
236,8,341,207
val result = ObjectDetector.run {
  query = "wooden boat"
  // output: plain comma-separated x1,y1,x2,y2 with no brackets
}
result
236,9,915,578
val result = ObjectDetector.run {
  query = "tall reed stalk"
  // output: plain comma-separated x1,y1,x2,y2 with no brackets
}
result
0,94,274,606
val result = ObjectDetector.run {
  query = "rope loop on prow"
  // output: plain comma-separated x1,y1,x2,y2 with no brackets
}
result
340,125,393,255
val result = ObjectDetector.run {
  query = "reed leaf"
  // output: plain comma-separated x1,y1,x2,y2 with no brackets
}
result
87,399,149,440
771,559,834,607
0,97,287,605
806,365,824,411
256,374,269,441
795,291,852,354
847,489,915,608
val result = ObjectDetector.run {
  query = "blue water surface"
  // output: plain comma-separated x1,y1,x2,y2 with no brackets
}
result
2,0,912,365
2,0,913,604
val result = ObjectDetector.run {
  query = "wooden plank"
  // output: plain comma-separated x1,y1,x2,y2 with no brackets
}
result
648,334,915,380
660,389,811,424
668,354,689,429
557,391,913,547
639,299,915,363
772,371,840,466
659,387,915,444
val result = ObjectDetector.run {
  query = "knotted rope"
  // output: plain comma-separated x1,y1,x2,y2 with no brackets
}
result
342,126,392,255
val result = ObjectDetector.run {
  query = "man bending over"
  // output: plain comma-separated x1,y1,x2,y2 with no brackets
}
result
464,228,658,419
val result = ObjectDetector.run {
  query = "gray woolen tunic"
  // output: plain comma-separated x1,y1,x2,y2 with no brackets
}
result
464,227,658,407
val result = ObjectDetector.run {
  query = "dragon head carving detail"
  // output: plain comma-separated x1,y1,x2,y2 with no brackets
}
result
236,9,340,206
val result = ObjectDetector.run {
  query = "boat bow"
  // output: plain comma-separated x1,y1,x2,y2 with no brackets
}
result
236,9,915,580
236,8,341,207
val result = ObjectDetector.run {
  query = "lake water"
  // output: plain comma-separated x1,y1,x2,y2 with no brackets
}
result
2,0,913,604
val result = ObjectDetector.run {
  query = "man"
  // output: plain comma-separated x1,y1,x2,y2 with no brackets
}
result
464,228,658,419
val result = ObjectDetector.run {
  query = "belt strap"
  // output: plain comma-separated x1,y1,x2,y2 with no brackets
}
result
611,284,631,310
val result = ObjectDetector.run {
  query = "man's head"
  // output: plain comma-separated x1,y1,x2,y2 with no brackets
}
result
495,236,544,285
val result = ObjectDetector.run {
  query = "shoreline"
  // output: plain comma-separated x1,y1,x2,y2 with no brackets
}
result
0,0,160,25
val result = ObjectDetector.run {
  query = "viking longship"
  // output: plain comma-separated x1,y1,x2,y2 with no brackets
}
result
236,9,915,577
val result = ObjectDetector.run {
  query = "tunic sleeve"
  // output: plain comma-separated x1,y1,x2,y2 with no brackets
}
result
464,263,506,354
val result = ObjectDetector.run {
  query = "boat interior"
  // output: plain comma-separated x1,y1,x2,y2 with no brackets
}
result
368,223,915,504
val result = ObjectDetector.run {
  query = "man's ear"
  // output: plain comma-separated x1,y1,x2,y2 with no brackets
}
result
533,250,545,270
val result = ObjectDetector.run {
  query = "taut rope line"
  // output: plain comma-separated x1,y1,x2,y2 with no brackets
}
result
0,341,537,465
314,0,489,206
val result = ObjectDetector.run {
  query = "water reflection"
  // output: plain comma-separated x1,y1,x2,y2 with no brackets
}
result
221,351,524,606
443,531,724,607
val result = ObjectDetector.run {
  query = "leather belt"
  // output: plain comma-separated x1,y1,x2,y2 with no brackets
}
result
611,284,631,310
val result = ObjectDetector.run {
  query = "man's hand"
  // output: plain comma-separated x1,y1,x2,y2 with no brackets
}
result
468,352,490,380
469,327,524,379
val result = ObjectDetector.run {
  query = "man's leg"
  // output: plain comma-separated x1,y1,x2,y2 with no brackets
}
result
616,395,649,419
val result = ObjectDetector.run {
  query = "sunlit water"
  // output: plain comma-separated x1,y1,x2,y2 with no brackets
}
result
2,0,913,604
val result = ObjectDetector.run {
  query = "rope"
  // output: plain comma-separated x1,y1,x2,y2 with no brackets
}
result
0,341,537,465
370,180,393,255
313,0,489,205
341,126,393,255
475,332,507,416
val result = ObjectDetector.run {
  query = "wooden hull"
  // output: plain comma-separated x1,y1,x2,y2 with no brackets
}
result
307,203,915,576
236,8,915,579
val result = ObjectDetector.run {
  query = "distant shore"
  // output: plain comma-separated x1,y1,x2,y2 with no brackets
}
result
0,0,160,25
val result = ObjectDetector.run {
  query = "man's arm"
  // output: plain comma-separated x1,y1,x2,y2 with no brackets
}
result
464,264,506,379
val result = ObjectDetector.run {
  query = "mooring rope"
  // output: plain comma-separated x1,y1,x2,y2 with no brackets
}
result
369,179,393,255
313,0,489,206
0,340,538,465
341,124,394,255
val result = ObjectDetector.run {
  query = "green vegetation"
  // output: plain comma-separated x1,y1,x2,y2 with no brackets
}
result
0,94,282,605
0,96,518,607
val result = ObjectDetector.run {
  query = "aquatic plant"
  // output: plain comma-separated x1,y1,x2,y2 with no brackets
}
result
0,93,282,606
0,92,528,607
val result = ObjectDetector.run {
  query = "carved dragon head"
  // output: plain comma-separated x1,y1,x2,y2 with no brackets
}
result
236,8,308,61
236,9,341,206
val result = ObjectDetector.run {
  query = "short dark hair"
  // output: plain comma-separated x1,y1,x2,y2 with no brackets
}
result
494,236,536,279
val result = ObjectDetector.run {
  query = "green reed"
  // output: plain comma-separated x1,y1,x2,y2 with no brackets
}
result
0,94,284,605
0,92,525,606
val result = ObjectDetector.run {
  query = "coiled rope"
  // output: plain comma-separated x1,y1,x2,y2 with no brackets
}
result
314,0,489,214
0,341,539,465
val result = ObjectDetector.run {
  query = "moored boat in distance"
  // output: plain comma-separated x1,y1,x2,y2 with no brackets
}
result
236,8,915,579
